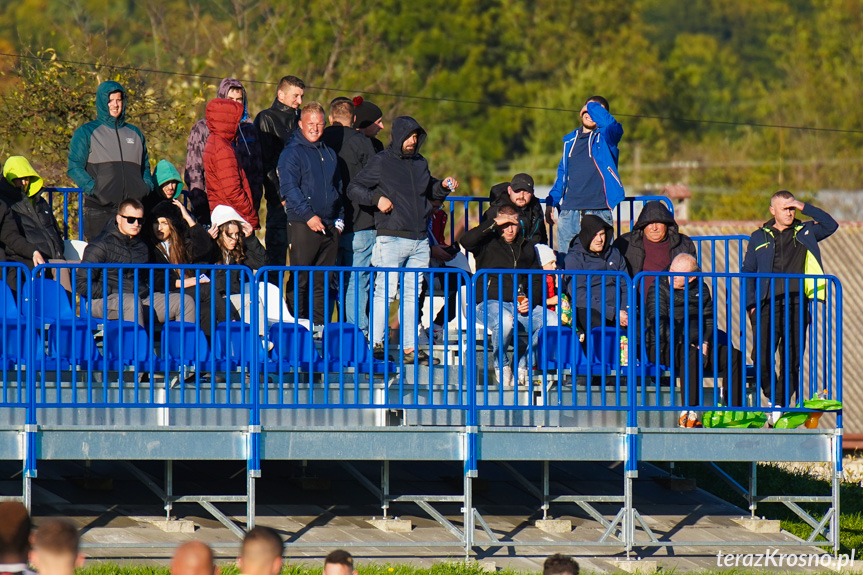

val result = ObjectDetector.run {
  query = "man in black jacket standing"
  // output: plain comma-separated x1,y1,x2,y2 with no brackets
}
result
278,102,344,328
322,98,378,336
348,116,459,365
254,75,304,268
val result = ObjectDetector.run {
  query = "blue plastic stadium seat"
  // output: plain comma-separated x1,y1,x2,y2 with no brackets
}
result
267,322,331,373
161,321,211,370
29,277,98,329
43,321,103,370
213,321,266,371
322,322,396,373
102,320,164,372
536,326,598,375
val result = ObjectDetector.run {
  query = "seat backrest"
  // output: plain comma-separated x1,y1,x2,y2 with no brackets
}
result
162,321,211,365
214,321,260,363
0,323,28,368
46,322,102,364
590,326,626,367
0,282,20,319
538,326,591,369
322,323,371,365
31,278,75,323
268,322,320,363
103,321,154,364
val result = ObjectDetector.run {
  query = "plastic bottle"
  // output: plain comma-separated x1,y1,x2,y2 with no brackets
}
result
804,390,828,429
619,336,629,366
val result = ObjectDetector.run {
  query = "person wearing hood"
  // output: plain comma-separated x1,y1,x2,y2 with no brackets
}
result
68,81,154,241
255,75,305,268
483,173,548,246
278,101,344,328
203,99,259,229
742,191,837,420
612,200,697,292
462,205,554,387
564,214,628,335
644,254,744,428
0,157,64,269
546,96,624,253
184,78,263,225
322,97,378,336
144,160,185,215
348,116,459,366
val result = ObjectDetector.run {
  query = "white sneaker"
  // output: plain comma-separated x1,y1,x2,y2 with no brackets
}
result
518,368,530,387
768,406,784,427
501,365,514,388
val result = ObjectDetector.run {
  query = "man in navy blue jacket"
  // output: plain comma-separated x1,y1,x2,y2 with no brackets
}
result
278,101,344,327
742,191,837,419
546,96,624,253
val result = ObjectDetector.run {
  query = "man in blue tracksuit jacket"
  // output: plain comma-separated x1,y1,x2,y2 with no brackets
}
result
278,101,344,327
545,96,624,254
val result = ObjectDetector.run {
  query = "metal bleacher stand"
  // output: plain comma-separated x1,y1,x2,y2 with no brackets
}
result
0,190,843,555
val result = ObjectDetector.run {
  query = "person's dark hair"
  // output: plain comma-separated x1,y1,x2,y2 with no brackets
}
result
498,205,519,218
149,207,191,270
324,549,354,568
330,99,355,126
771,190,795,202
118,198,144,214
583,95,609,112
241,526,283,558
33,519,80,556
217,221,246,265
543,553,579,575
278,75,305,91
0,502,30,562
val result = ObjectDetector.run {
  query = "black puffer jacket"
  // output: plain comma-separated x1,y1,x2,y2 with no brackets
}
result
254,100,299,196
461,218,544,305
0,179,64,266
483,182,548,246
321,125,377,233
644,277,715,366
612,201,696,276
347,116,450,240
78,219,150,299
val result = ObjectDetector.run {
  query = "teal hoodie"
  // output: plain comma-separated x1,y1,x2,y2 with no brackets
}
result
153,160,184,198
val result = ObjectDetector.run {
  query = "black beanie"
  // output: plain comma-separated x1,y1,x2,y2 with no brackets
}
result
149,200,189,235
577,214,613,253
353,96,382,129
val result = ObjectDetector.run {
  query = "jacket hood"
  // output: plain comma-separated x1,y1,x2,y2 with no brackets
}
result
96,81,126,127
389,116,427,158
578,214,614,254
211,204,249,228
2,156,43,197
205,98,244,140
148,200,189,236
217,77,249,122
633,201,678,232
153,160,184,198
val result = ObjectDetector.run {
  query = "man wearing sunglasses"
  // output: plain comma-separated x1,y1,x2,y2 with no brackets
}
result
78,198,194,326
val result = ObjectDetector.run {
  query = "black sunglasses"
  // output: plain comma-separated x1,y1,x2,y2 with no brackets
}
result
120,215,143,225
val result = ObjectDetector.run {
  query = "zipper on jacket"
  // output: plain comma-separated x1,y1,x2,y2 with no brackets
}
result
114,122,127,197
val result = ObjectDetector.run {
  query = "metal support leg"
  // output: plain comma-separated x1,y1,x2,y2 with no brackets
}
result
247,468,256,530
23,472,31,512
832,432,841,555
463,471,473,558
165,460,173,520
749,462,757,518
624,472,634,557
382,460,390,518
542,461,550,520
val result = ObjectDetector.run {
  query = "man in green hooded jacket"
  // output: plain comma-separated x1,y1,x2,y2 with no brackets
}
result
68,81,154,241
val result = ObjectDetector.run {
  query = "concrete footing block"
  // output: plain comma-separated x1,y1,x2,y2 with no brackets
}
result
478,560,496,572
610,559,658,574
535,519,572,533
731,516,781,533
152,520,196,533
367,518,412,532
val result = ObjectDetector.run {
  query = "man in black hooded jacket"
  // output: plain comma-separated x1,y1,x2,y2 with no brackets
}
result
612,200,697,293
483,173,548,246
348,116,459,365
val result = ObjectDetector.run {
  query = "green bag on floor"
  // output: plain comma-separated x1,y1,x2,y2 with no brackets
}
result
773,395,842,429
702,409,767,428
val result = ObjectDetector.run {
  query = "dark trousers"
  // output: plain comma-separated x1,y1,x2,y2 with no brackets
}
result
418,262,461,327
286,222,339,325
265,189,288,268
750,296,810,408
575,307,617,334
675,343,744,408
83,204,116,241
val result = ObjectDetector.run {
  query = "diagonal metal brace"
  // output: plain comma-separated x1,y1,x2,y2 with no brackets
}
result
782,501,833,540
122,462,166,501
599,508,625,542
633,509,660,543
473,510,501,543
416,500,463,540
497,462,543,500
199,500,246,539
340,462,383,499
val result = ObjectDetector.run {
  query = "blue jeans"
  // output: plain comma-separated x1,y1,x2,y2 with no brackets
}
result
477,301,558,369
337,229,376,336
557,209,613,253
371,236,430,350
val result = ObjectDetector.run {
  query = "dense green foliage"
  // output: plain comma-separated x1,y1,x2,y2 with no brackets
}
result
2,0,862,220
